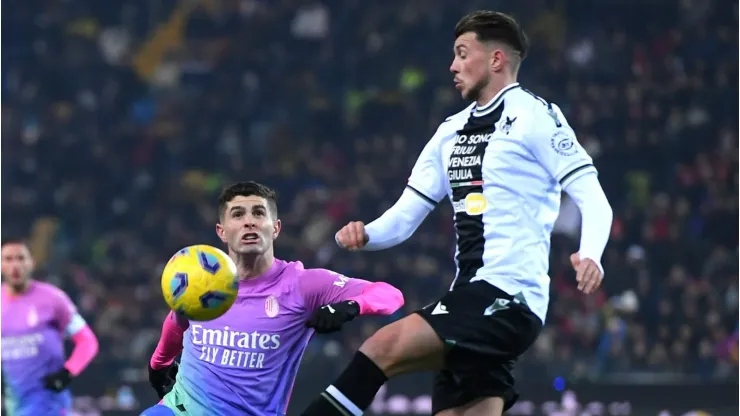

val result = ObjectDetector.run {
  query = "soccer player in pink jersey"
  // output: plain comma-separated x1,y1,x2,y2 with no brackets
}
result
140,181,404,416
1,239,100,416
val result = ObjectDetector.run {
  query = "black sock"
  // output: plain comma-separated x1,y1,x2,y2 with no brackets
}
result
302,351,387,415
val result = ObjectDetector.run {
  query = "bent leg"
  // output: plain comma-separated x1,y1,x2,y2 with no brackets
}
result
302,313,446,416
359,312,445,376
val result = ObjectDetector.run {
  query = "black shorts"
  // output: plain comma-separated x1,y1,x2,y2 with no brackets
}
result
416,280,542,415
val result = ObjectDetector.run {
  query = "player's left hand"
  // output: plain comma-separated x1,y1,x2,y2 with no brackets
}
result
570,253,603,294
43,368,72,392
306,300,361,334
149,361,179,399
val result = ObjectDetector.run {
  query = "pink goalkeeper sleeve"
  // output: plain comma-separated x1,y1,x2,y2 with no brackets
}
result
64,326,99,376
150,311,189,369
300,268,404,315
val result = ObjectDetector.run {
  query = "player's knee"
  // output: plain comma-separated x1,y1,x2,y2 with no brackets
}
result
359,314,443,376
359,321,403,372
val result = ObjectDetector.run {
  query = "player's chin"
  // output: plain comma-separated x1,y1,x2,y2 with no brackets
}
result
234,242,264,254
454,82,466,95
8,276,23,286
460,87,475,101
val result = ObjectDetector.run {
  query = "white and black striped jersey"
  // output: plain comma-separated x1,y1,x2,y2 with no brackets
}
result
406,82,597,322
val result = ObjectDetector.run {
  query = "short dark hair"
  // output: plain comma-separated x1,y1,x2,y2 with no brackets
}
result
454,11,528,61
1,238,29,249
218,181,279,220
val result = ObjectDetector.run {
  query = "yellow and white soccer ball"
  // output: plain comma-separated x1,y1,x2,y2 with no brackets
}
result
161,245,239,321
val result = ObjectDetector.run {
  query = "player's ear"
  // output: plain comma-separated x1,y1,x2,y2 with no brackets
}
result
272,219,281,240
491,48,506,73
215,223,227,243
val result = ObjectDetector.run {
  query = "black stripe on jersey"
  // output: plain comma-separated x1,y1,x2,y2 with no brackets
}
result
406,185,438,206
560,163,594,185
449,103,506,288
521,88,562,127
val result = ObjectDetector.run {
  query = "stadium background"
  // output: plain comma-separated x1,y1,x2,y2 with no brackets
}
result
2,0,738,414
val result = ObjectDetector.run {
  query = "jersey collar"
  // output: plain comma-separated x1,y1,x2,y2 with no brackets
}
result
473,82,520,117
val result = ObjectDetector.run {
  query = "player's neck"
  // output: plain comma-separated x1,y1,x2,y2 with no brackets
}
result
3,280,31,296
476,75,518,108
232,251,275,280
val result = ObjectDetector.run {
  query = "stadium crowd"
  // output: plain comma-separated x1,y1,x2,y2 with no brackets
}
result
2,0,737,401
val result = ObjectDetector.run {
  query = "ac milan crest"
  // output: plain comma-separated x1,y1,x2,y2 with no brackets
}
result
264,295,279,318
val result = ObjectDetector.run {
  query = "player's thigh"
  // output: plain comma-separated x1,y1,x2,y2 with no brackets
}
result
432,364,513,416
418,281,541,365
140,404,178,416
419,281,542,414
359,313,445,377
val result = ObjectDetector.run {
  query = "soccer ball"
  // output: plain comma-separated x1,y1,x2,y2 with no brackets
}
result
161,245,239,321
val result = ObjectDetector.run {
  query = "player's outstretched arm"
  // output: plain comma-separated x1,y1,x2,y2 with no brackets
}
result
148,311,188,398
337,125,448,251
44,287,100,392
336,189,436,251
301,268,404,334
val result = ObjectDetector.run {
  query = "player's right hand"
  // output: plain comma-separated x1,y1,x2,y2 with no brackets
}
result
148,361,179,399
306,300,361,333
335,221,369,251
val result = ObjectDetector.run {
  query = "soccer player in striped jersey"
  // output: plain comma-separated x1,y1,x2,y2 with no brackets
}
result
140,181,404,416
1,239,99,416
302,10,613,416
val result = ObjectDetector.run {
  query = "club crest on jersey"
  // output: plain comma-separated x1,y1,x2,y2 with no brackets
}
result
27,306,38,327
452,192,488,216
550,131,577,156
264,295,279,318
499,116,517,135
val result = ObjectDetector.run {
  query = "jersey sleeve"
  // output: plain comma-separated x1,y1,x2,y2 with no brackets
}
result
299,268,370,311
406,125,448,207
524,103,597,188
51,287,87,337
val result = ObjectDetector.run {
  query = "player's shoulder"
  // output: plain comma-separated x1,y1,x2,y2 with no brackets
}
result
507,87,558,115
289,262,346,281
33,281,66,297
290,263,353,287
505,87,570,133
32,281,73,308
440,102,476,131
418,102,474,151
278,259,305,277
278,260,340,282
